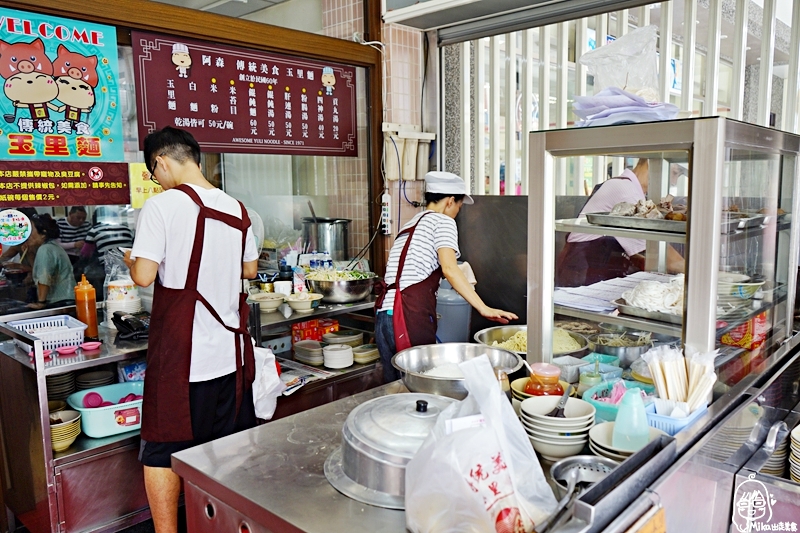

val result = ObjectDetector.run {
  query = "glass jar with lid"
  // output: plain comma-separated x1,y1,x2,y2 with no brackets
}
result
524,362,564,396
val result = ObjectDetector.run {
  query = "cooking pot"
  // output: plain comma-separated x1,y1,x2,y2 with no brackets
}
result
301,217,349,261
324,392,455,509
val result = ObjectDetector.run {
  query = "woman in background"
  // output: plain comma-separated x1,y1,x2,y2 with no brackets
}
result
27,214,75,309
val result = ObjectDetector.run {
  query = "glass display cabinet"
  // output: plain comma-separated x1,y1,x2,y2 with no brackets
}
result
527,118,800,393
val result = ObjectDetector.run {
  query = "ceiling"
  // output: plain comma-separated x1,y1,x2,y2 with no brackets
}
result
149,0,288,18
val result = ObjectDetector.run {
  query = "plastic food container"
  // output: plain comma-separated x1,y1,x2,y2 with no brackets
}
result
579,361,623,381
9,315,88,352
552,355,590,383
582,352,621,368
582,379,656,422
525,362,564,396
66,382,144,438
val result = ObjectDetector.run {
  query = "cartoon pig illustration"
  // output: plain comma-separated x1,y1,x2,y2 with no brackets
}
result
51,45,99,126
52,44,99,87
0,39,58,127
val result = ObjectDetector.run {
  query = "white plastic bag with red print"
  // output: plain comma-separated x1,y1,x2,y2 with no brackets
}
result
405,355,556,533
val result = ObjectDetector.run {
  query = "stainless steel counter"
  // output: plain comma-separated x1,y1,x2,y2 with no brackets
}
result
172,382,408,533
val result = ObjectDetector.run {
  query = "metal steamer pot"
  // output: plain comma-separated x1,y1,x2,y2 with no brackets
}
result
324,393,455,509
301,217,350,261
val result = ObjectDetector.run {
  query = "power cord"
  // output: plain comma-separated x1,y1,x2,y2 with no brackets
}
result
389,136,423,208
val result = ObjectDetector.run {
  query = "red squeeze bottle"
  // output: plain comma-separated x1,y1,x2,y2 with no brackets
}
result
74,274,98,339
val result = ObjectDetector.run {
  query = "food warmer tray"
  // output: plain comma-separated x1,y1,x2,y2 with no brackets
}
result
585,212,687,234
612,298,683,325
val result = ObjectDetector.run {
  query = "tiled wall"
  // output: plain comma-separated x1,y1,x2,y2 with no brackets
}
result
321,2,430,262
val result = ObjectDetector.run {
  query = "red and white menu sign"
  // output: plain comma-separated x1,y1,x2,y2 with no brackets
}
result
132,31,357,156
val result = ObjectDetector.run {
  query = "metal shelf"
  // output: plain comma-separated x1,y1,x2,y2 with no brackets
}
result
555,218,687,244
554,305,682,337
259,296,375,332
53,430,140,467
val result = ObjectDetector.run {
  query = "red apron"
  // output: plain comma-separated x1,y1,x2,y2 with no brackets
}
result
375,212,442,351
141,184,255,443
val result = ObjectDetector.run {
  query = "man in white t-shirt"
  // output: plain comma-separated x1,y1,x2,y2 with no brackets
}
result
124,127,258,533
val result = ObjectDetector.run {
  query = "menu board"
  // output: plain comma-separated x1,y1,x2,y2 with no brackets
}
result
0,8,123,161
132,31,357,156
0,161,129,207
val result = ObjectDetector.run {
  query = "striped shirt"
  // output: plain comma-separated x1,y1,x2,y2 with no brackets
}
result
379,210,460,312
86,224,135,263
57,218,91,254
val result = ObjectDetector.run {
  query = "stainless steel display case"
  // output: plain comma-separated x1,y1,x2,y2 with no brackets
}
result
528,118,800,383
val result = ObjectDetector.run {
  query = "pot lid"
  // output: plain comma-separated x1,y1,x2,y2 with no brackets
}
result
344,393,454,459
301,217,351,223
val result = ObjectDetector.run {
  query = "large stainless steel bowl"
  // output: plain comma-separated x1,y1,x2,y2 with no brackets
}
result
473,325,589,358
391,343,523,400
305,276,377,303
588,333,653,368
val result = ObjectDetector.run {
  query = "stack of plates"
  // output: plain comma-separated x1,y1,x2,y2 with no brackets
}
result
589,422,667,461
789,425,800,482
76,370,115,391
50,410,81,452
47,373,76,400
759,436,788,477
518,396,596,461
352,344,379,364
105,298,143,327
699,404,762,463
323,344,354,369
294,340,324,366
322,331,363,348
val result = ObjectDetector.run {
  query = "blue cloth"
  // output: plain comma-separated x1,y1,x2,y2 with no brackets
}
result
375,311,400,383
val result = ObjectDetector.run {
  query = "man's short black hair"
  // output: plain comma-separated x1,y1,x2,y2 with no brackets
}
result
425,192,465,205
68,206,86,215
143,126,202,174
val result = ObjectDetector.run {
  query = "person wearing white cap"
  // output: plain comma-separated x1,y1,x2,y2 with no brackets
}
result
375,171,518,383
171,43,192,78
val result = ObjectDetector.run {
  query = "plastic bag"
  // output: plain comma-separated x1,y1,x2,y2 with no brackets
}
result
252,345,285,420
405,355,556,533
579,25,660,100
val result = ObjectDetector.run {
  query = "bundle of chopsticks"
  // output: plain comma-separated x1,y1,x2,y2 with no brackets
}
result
642,346,716,413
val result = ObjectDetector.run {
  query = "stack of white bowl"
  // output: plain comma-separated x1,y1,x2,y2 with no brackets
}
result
698,403,762,463
105,279,142,325
76,370,115,391
789,425,800,482
588,422,666,461
47,373,76,401
759,437,788,477
323,344,354,369
518,396,596,461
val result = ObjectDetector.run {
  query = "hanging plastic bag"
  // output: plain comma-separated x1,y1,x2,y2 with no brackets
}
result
252,345,286,420
579,25,660,99
405,355,556,533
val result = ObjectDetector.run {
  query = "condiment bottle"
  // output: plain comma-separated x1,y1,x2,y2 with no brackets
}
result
74,274,98,339
524,362,564,396
612,389,650,452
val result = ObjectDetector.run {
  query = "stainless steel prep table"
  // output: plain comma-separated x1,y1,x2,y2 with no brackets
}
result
172,382,408,533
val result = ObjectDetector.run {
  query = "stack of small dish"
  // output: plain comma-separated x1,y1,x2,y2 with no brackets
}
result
323,344,354,369
322,330,363,348
789,425,800,482
588,422,666,461
294,340,325,366
76,370,115,391
49,410,81,452
699,404,762,463
105,299,142,328
518,396,596,461
46,373,76,400
759,437,788,477
352,344,379,364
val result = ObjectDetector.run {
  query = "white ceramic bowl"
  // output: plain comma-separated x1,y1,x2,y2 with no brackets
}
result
589,422,666,454
286,292,323,313
527,434,587,459
525,425,590,442
520,412,594,432
520,396,596,424
250,292,285,313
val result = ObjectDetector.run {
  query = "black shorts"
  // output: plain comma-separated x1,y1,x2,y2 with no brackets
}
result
139,371,256,468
